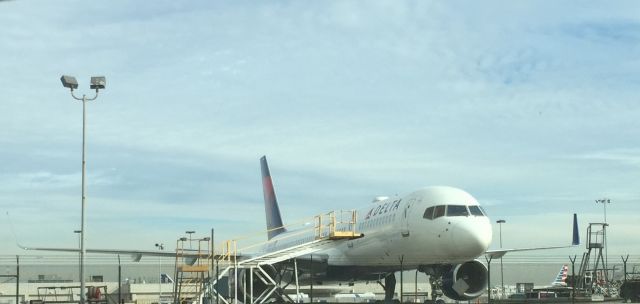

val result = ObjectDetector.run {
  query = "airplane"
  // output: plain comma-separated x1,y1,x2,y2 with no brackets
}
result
509,265,571,299
254,156,579,302
19,156,580,303
550,265,569,287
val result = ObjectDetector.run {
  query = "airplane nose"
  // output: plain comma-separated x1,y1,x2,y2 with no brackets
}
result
450,219,492,257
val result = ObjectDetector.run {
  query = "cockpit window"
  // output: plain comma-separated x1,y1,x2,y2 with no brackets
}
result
446,205,469,216
468,205,484,216
433,205,446,219
423,206,435,220
424,204,485,219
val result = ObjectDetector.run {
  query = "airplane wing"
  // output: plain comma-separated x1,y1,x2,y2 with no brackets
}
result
8,212,218,260
17,243,224,262
485,213,580,259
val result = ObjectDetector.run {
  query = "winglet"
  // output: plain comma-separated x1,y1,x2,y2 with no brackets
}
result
260,156,286,240
572,213,580,246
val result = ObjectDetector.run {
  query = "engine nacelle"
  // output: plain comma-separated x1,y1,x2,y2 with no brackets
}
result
441,260,487,301
235,264,278,300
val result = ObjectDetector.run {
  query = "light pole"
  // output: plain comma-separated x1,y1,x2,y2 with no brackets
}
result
595,198,611,281
186,231,195,249
74,230,81,281
595,198,610,223
155,243,164,304
497,219,506,299
61,75,106,304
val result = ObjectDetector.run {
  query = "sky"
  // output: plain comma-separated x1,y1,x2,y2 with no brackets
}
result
0,0,639,266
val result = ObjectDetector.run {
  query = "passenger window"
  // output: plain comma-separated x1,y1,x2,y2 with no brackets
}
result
423,207,435,220
447,205,469,216
469,205,484,216
433,205,446,219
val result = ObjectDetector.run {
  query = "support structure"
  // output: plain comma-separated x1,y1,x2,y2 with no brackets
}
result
117,255,122,304
569,255,577,304
293,259,300,303
384,274,396,304
415,270,418,303
0,256,20,304
309,254,314,304
204,210,361,304
485,255,493,304
60,75,106,304
17,256,19,304
621,255,629,283
577,223,609,291
399,255,404,303
174,235,212,304
496,219,506,299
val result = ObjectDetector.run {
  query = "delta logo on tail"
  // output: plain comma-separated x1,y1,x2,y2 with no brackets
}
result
551,265,569,287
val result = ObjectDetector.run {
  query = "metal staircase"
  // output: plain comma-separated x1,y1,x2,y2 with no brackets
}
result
577,223,609,292
203,210,362,304
173,236,212,304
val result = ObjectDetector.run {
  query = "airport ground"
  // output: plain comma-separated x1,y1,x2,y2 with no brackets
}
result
1,255,637,304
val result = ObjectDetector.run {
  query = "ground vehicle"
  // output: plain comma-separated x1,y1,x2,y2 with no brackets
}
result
620,280,640,303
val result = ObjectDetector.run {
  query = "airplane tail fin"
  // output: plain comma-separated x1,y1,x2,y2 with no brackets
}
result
261,156,286,240
572,213,580,246
551,265,569,286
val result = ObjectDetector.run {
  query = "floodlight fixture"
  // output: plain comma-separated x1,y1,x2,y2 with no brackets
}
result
90,76,106,90
496,219,506,224
61,75,79,90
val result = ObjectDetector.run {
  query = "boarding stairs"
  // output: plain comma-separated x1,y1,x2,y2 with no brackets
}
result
240,238,338,266
202,210,362,304
173,237,212,304
577,223,609,291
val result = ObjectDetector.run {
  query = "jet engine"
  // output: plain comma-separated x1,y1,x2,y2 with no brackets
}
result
235,264,279,301
441,260,487,301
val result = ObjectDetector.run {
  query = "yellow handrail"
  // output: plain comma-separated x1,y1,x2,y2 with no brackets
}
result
215,209,360,261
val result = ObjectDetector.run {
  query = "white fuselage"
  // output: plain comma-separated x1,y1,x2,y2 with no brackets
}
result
261,186,492,270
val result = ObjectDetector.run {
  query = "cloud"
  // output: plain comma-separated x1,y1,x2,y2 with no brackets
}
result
0,0,639,256
569,149,640,168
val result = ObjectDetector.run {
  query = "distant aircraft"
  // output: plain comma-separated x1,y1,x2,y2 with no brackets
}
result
20,156,580,304
550,265,569,287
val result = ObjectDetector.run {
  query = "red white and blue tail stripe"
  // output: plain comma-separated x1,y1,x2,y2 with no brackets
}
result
551,265,569,287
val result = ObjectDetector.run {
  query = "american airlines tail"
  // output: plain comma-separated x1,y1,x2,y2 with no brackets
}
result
551,265,569,287
260,156,286,240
